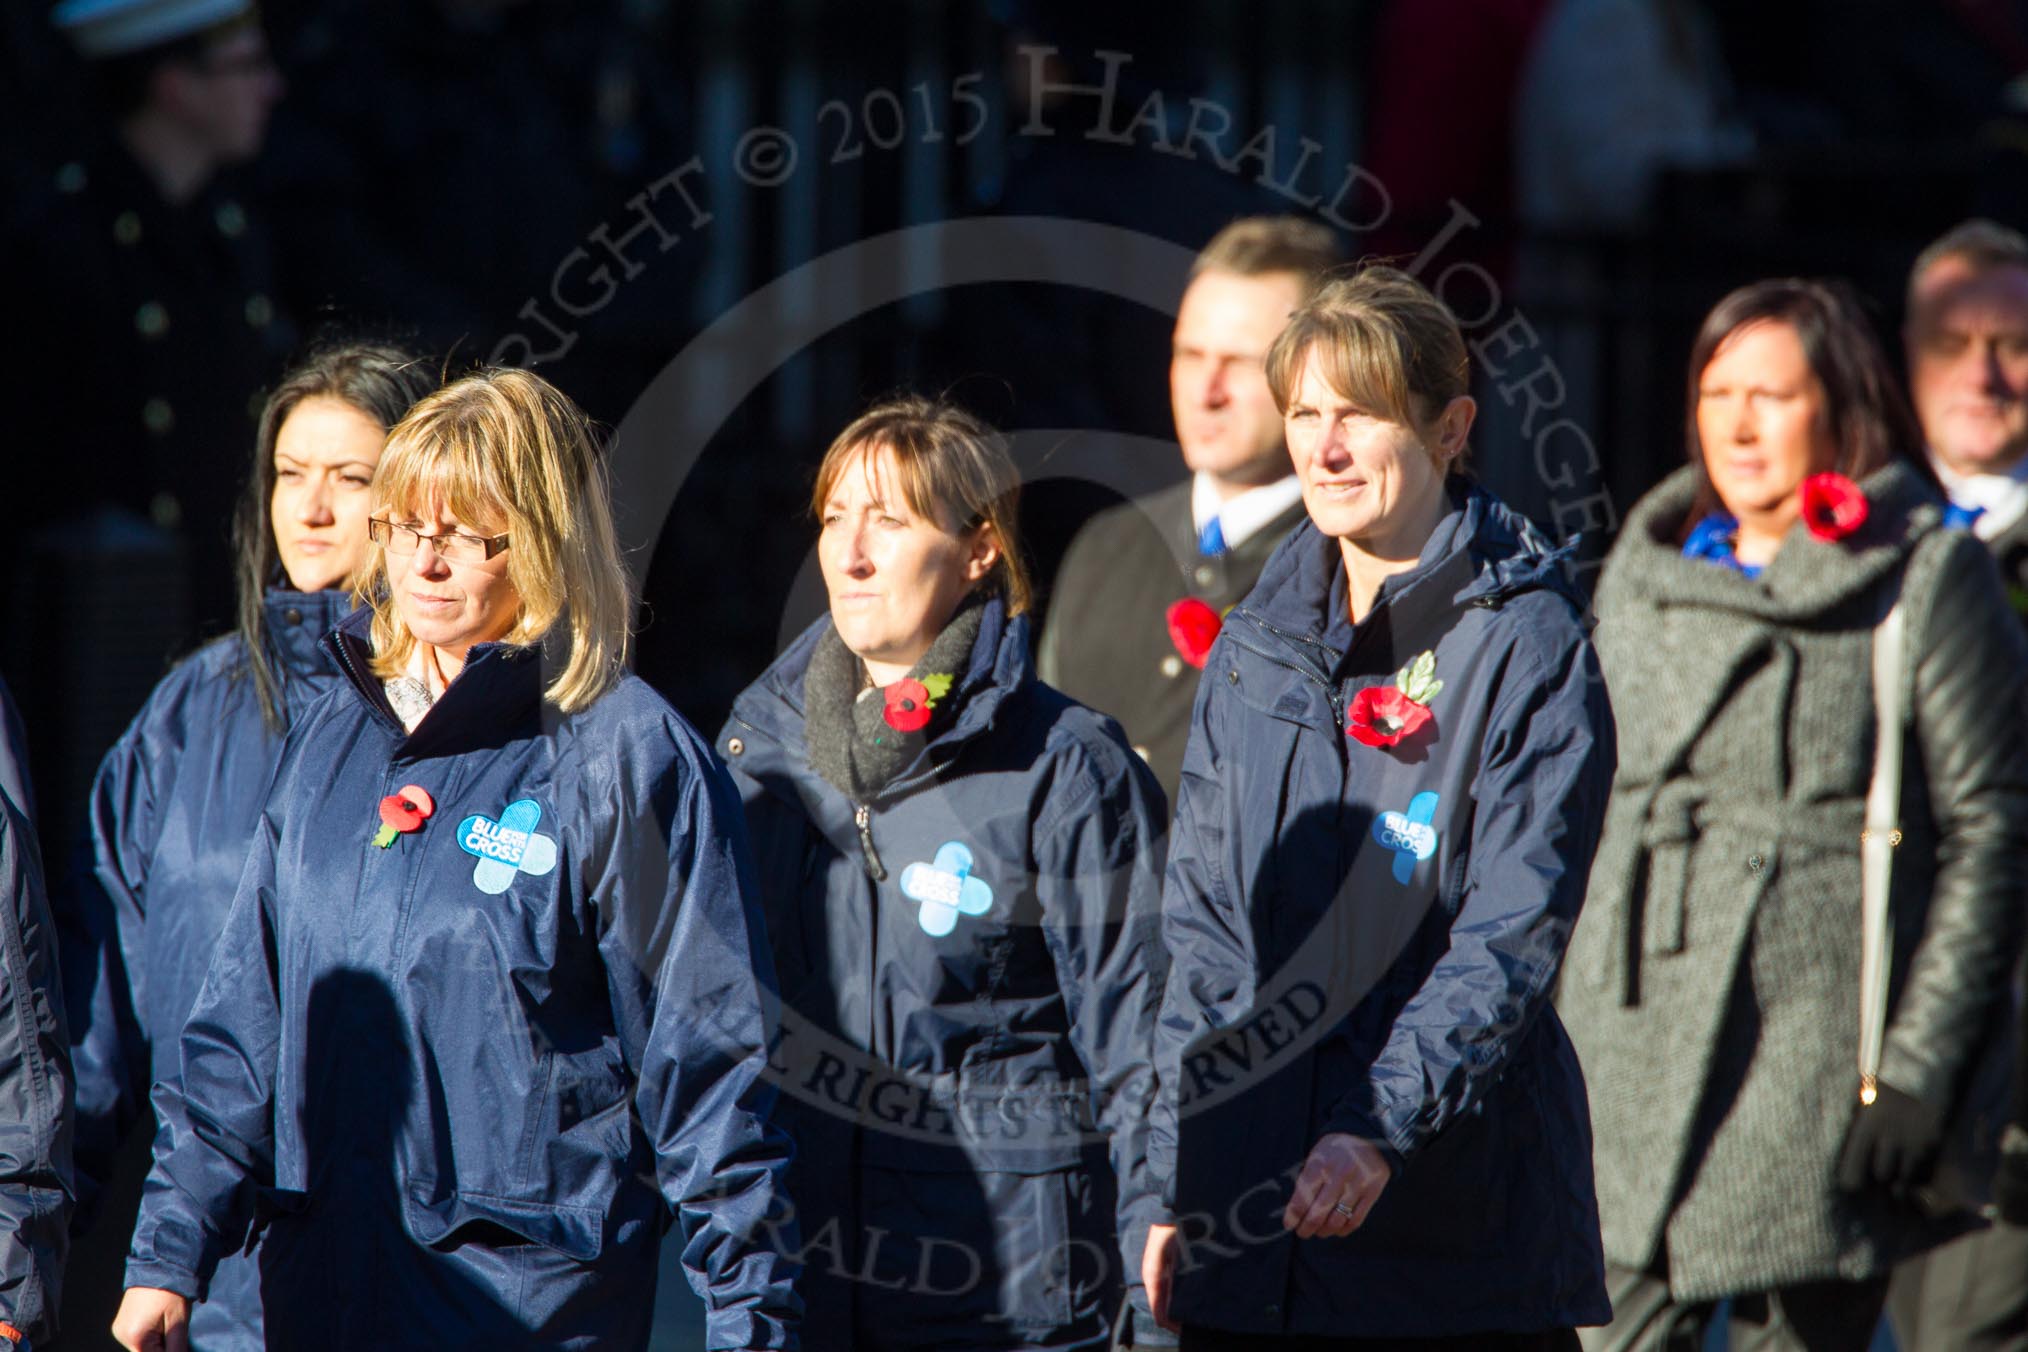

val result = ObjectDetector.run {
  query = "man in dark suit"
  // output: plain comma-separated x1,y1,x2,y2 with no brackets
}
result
1039,217,1338,799
1889,216,2028,1352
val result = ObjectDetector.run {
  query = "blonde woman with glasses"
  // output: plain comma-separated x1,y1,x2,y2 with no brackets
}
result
112,368,802,1351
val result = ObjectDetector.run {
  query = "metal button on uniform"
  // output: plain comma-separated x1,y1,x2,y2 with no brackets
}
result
1195,565,1216,586
142,397,174,435
1748,854,1765,872
727,737,745,756
1160,654,1183,678
1227,669,1239,685
135,301,169,338
114,211,142,245
283,607,303,626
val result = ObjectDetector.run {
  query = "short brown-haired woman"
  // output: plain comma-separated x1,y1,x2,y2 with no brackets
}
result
1144,264,1616,1346
1560,279,2028,1348
719,394,1172,1349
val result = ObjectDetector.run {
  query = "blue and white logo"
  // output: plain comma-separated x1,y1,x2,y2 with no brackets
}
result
1372,791,1440,884
458,798,560,895
898,841,994,936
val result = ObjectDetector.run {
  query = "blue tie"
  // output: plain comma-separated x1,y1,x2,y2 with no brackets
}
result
1198,515,1226,557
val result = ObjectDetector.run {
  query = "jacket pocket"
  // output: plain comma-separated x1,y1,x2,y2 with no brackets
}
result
401,1186,604,1262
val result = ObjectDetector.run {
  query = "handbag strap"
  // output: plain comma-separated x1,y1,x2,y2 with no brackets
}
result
1860,589,1908,1105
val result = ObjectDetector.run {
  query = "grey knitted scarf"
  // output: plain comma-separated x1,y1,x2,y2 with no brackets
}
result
803,594,985,803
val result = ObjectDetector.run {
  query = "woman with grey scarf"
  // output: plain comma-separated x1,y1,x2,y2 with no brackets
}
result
717,395,1172,1350
1562,279,2028,1350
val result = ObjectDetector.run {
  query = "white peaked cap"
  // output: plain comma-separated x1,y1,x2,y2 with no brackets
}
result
52,0,254,58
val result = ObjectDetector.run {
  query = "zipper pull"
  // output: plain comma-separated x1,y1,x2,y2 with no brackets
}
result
854,804,887,881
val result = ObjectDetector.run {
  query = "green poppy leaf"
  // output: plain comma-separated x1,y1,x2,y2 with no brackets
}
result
920,673,954,703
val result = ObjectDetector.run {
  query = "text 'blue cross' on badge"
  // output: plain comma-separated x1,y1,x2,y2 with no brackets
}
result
898,841,994,936
1372,791,1440,884
458,798,560,895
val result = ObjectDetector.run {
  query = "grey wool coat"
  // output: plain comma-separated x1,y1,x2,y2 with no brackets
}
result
1559,460,2028,1300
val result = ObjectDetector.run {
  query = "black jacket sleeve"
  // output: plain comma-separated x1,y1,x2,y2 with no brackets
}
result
1881,532,2028,1110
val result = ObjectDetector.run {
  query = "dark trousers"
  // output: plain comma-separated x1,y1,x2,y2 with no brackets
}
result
1581,1265,1889,1352
1888,1221,2028,1352
1181,1329,1581,1351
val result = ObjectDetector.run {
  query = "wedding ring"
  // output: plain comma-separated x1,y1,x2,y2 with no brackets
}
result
1332,1202,1356,1219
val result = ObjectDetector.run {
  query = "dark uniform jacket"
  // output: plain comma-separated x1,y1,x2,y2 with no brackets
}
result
1040,479,1307,800
3,137,294,635
722,600,1170,1351
67,588,350,1348
125,607,801,1350
1151,482,1615,1337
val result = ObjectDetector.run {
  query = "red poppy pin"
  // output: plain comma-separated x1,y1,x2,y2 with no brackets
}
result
882,673,953,734
1348,650,1443,749
1799,472,1868,542
1166,598,1224,670
372,784,435,849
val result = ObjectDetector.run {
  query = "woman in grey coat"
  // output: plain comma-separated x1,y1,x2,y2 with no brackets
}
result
1561,279,2028,1350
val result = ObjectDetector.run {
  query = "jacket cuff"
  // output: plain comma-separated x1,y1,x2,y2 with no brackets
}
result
704,1309,798,1351
120,1260,199,1301
1878,1042,1955,1115
1319,1106,1411,1172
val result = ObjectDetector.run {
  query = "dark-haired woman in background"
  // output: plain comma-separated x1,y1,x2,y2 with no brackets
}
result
65,342,433,1349
1561,280,2028,1350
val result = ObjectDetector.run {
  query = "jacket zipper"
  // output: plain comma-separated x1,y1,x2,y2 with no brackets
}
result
1229,620,1347,727
725,710,898,882
853,803,887,881
332,633,409,736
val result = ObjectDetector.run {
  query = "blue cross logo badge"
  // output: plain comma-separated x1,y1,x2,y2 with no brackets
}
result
898,841,995,936
458,798,560,895
1372,791,1440,884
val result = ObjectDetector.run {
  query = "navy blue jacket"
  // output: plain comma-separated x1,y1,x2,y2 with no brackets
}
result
68,588,348,1348
0,694,70,1347
1149,483,1616,1337
126,606,802,1350
721,601,1169,1351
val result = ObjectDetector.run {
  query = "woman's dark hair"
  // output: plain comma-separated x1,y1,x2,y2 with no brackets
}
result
233,341,435,732
1682,278,1930,536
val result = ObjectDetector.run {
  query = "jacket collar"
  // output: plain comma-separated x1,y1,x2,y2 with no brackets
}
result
323,604,546,760
263,586,355,680
1614,459,1944,621
731,595,1032,800
1236,477,1582,676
